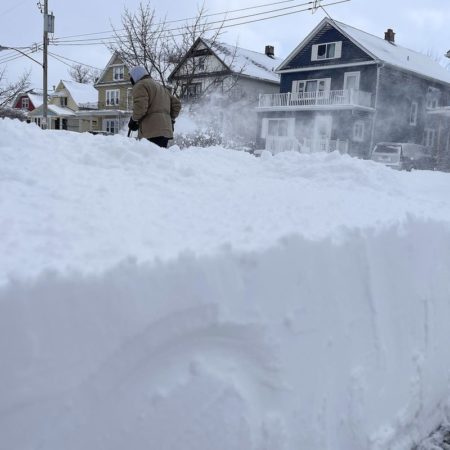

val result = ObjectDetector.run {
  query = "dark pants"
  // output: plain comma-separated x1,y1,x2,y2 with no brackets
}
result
148,136,169,148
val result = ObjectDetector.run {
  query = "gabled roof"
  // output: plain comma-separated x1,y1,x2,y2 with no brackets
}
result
95,51,128,86
169,37,281,84
58,80,98,108
278,18,450,85
28,93,44,108
12,90,44,109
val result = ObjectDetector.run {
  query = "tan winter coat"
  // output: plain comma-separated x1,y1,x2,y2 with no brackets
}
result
132,75,181,139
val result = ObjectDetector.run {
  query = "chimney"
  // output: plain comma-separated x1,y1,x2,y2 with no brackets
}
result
384,28,395,44
265,45,275,58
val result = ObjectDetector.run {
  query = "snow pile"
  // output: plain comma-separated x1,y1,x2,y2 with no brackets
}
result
1,118,450,450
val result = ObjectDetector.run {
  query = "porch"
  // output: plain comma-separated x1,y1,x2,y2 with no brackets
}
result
257,89,373,111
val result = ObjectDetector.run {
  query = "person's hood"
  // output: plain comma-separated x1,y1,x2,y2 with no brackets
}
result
130,66,148,83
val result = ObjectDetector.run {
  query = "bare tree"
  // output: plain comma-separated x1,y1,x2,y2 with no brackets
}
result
0,67,31,112
108,1,242,98
108,2,172,86
68,64,100,84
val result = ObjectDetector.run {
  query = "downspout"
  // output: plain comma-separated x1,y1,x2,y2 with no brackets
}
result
369,62,383,158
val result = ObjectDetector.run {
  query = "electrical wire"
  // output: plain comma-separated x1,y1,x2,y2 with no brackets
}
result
52,1,316,44
50,0,315,42
50,0,350,47
47,51,103,71
1,0,349,72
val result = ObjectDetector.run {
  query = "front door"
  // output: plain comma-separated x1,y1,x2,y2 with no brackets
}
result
312,115,332,152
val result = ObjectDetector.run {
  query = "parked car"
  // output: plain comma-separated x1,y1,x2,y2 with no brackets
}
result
371,142,435,171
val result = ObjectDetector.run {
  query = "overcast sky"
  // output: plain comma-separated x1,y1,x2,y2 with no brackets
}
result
1,0,449,89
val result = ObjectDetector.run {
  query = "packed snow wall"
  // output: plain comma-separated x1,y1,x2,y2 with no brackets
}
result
1,118,450,450
1,219,450,450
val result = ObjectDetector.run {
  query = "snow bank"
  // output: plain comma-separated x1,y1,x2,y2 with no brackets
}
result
1,118,450,450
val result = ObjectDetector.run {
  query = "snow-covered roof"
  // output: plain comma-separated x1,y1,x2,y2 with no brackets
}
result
61,80,98,108
207,40,281,83
29,104,76,117
28,93,44,108
279,18,450,85
334,20,450,85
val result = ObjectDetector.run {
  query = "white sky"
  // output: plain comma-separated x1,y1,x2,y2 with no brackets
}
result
1,0,449,89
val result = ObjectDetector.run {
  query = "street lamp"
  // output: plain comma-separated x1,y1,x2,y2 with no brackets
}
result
0,44,48,128
0,45,43,67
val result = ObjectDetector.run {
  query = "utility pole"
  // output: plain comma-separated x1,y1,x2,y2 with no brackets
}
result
39,0,54,129
42,0,48,129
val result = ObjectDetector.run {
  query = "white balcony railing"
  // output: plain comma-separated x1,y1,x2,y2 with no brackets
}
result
258,89,372,109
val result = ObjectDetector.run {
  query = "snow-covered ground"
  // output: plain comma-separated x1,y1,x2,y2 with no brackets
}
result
1,118,450,450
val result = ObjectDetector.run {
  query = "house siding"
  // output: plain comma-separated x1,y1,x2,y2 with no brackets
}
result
96,85,132,110
284,23,373,70
373,65,450,153
280,64,378,96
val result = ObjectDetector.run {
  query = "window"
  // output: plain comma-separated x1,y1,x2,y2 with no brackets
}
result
113,66,125,81
34,118,41,127
292,78,331,94
106,90,120,106
21,97,29,109
105,119,119,134
426,87,440,109
268,119,289,137
197,57,206,71
409,101,418,126
353,121,365,142
344,72,360,91
311,42,342,61
424,128,435,148
60,97,68,107
183,83,202,99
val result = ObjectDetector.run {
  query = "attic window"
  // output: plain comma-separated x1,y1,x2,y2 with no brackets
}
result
312,42,342,61
113,66,125,81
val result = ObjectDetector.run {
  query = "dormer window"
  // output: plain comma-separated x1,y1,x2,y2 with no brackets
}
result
21,98,29,109
311,42,342,61
113,66,125,81
60,97,68,107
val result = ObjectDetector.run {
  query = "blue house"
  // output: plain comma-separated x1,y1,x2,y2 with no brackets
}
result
256,18,450,169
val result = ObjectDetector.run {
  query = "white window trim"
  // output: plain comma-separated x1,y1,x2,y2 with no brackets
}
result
343,71,360,91
21,97,29,109
113,66,125,81
261,118,295,138
106,89,120,106
426,86,440,109
424,128,436,148
292,78,331,94
311,41,342,61
104,119,119,134
352,120,365,142
409,101,418,126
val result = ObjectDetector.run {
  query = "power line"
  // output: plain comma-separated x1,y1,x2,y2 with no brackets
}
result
47,51,103,71
50,0,315,42
0,0,28,16
51,0,317,45
50,0,349,47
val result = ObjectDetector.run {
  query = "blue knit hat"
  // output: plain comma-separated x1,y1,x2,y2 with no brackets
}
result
130,66,148,83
